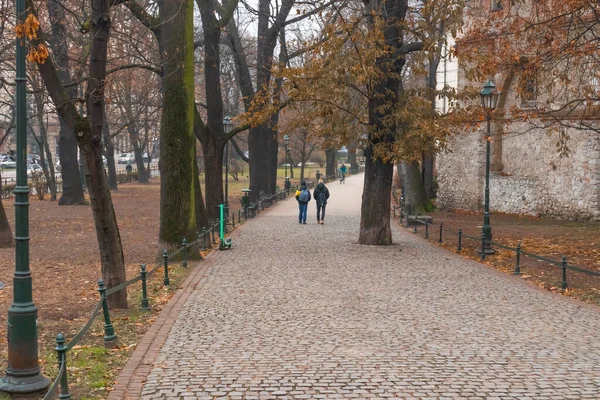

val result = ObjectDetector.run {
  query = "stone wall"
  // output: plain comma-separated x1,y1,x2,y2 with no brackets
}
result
437,125,600,221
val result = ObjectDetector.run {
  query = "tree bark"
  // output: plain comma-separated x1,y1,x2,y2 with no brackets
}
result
358,0,408,245
348,141,358,173
194,149,208,231
422,154,435,199
83,0,128,308
103,121,118,190
325,148,336,178
359,146,393,245
400,161,432,215
46,0,86,206
158,0,197,249
130,128,148,183
0,173,12,248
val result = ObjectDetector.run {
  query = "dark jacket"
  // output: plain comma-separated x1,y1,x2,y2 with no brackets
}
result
295,183,311,204
313,182,330,206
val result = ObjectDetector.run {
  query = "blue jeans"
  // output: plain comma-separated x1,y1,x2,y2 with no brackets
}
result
298,203,308,223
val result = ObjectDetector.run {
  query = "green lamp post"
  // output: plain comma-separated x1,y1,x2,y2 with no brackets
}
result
283,135,290,191
479,80,500,255
223,115,233,209
0,1,50,394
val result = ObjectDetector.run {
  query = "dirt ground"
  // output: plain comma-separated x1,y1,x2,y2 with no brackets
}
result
406,209,600,305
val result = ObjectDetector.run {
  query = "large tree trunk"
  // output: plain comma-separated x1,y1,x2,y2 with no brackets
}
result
249,126,271,200
81,0,127,308
131,133,148,183
202,137,224,219
422,154,435,199
47,0,86,206
348,142,358,173
359,146,393,245
359,0,408,245
0,174,12,248
400,161,432,215
158,0,196,249
325,148,336,177
103,121,118,190
194,149,208,230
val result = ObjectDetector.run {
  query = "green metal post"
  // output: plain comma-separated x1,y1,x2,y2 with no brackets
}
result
425,221,429,239
238,209,241,223
513,243,521,275
182,238,187,268
163,250,170,286
0,0,50,392
98,280,118,347
232,211,235,228
140,265,150,310
561,255,568,290
458,229,462,252
481,116,494,255
439,223,443,243
212,222,217,244
480,231,486,261
220,205,224,241
55,333,71,399
413,220,417,234
202,228,207,251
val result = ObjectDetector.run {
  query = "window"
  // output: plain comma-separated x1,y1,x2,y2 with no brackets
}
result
491,0,502,11
519,71,537,108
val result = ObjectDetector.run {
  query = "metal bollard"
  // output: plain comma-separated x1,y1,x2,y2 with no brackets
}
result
212,221,217,244
232,211,235,228
182,238,188,268
458,229,462,252
413,219,417,234
140,264,150,310
513,243,521,275
55,333,71,399
98,279,118,347
425,221,429,239
163,250,170,286
480,231,486,261
239,209,242,222
439,223,443,243
202,227,207,251
561,255,568,290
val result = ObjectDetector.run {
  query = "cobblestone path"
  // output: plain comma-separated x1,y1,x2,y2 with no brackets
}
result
140,174,600,399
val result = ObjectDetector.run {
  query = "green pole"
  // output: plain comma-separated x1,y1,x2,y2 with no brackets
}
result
481,115,494,255
0,1,50,393
220,204,224,241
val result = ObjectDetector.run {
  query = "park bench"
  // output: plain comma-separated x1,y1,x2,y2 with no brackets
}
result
240,196,257,218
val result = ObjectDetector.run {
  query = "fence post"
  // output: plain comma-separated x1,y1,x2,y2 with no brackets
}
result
212,222,217,244
202,228,207,251
413,219,417,234
182,238,187,268
439,223,443,243
163,250,170,286
140,264,150,310
55,333,71,399
425,221,429,239
98,279,118,347
239,209,242,223
513,243,521,275
480,231,486,261
458,229,462,252
561,255,568,290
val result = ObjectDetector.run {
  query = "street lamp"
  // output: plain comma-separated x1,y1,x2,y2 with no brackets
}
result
479,79,500,255
283,135,290,192
0,0,50,393
223,115,233,209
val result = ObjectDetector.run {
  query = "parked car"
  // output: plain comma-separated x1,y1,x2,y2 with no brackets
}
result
26,163,42,177
118,153,134,164
0,155,16,169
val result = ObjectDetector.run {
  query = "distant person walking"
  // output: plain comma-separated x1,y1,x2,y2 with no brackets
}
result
295,181,311,224
313,179,330,224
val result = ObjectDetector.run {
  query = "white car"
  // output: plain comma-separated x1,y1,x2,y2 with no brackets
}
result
0,156,16,169
118,153,134,164
27,163,42,177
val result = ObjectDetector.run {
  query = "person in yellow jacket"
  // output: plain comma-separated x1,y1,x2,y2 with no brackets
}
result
294,181,311,224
